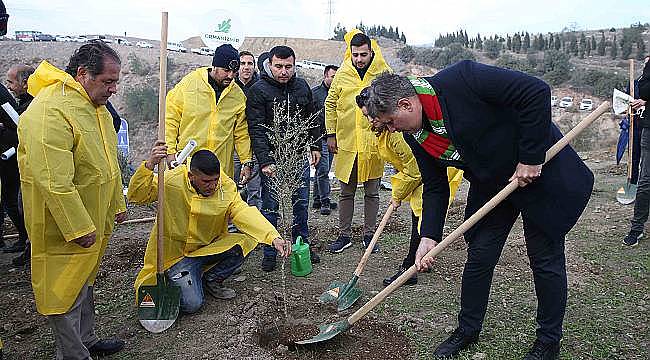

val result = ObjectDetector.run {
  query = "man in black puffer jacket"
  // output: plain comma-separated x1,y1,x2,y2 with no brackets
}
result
246,45,321,271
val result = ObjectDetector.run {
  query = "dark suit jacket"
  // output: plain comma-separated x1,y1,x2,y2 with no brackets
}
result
405,60,594,242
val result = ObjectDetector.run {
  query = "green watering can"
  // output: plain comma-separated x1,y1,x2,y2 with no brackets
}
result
291,236,312,277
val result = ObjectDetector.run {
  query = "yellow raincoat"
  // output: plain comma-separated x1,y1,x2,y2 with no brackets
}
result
165,68,251,178
377,131,463,220
18,61,126,315
325,30,391,184
129,163,280,294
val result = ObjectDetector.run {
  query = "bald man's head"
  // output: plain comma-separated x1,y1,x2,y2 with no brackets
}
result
7,64,34,96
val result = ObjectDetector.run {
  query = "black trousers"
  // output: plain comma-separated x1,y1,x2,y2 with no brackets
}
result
459,186,567,343
0,157,28,244
402,211,420,268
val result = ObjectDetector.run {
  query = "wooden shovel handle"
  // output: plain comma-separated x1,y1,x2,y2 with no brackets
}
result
627,59,635,183
347,101,611,326
353,203,394,276
156,12,168,274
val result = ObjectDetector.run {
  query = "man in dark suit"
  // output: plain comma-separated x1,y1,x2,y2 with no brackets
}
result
362,64,594,360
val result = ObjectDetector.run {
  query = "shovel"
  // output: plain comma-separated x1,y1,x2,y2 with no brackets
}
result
319,204,394,311
297,101,610,345
137,12,180,333
617,59,637,205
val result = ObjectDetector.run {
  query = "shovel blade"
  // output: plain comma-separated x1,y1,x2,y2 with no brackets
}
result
617,183,637,205
319,281,347,304
337,286,362,312
137,274,181,333
295,320,350,345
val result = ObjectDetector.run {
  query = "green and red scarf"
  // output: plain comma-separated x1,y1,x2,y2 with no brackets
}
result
409,76,462,162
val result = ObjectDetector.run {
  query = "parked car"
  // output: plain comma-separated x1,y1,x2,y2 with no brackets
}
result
579,98,593,111
167,41,187,53
34,33,55,41
136,41,154,48
56,35,73,42
551,95,558,107
191,46,212,56
115,38,132,46
72,35,88,42
559,96,573,108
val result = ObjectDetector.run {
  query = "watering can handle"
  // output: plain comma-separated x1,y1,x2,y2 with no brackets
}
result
346,101,611,326
353,204,394,277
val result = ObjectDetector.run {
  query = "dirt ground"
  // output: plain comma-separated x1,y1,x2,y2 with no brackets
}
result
0,149,648,359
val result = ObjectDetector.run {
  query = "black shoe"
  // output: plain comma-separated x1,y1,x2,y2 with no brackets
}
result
3,241,25,253
330,201,338,210
523,339,560,360
261,255,277,272
362,235,379,253
0,238,5,249
383,267,417,286
12,247,30,267
433,327,479,358
623,230,642,247
320,199,332,215
310,249,321,264
88,338,125,357
328,235,352,253
312,200,322,209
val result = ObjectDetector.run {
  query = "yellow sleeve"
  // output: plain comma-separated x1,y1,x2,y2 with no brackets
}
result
229,195,280,245
24,107,95,241
233,102,252,163
126,162,158,204
324,76,341,135
389,135,422,201
165,85,184,154
112,174,127,214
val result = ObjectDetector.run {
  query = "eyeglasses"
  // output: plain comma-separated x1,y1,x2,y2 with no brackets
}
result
356,87,370,108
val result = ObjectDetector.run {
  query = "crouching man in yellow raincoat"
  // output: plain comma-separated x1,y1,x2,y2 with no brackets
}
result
18,41,128,359
357,92,463,287
129,143,291,314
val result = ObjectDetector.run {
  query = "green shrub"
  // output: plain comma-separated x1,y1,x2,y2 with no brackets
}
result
123,85,158,126
495,54,534,73
483,39,502,59
541,50,571,86
413,43,475,69
397,45,416,63
569,68,627,98
128,52,151,76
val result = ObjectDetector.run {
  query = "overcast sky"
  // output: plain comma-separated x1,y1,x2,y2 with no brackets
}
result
6,0,650,45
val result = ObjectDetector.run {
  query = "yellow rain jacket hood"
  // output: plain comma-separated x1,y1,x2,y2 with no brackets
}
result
377,131,463,221
128,163,280,295
325,29,392,183
166,68,251,178
18,61,126,315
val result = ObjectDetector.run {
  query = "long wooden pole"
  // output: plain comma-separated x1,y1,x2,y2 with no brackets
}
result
627,59,635,184
156,12,168,275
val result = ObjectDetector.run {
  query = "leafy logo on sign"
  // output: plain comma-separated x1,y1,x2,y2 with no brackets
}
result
216,19,231,33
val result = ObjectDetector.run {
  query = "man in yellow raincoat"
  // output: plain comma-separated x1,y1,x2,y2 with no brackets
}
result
358,93,463,286
130,144,291,314
325,30,391,253
165,44,253,183
18,41,127,359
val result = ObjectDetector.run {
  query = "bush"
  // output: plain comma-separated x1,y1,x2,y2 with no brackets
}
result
569,68,627,98
495,54,534,74
123,85,158,126
117,150,133,187
414,43,475,69
128,52,151,76
541,50,571,86
397,45,416,63
483,39,502,59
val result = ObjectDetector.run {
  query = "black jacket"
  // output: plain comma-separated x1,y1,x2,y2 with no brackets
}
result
246,71,320,167
311,81,329,136
16,92,33,115
639,60,650,102
405,60,593,242
0,84,18,152
236,72,259,97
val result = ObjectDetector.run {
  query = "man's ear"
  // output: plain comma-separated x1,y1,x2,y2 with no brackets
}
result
75,66,87,80
397,98,412,112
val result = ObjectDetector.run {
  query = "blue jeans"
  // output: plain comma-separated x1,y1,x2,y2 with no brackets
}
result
261,160,310,257
233,153,263,209
313,142,333,203
165,245,244,313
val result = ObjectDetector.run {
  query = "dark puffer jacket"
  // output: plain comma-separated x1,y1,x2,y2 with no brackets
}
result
246,70,321,167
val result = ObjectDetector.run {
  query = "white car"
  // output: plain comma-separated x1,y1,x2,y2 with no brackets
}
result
115,38,132,46
551,96,558,107
136,41,154,48
72,35,88,42
579,99,593,111
56,35,73,42
167,42,187,53
559,96,573,108
191,46,212,56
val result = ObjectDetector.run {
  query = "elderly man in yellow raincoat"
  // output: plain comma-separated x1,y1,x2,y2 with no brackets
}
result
326,30,391,253
358,96,463,286
130,144,290,314
166,44,253,184
18,41,127,359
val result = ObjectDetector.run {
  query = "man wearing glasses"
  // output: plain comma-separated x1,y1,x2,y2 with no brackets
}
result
165,44,253,184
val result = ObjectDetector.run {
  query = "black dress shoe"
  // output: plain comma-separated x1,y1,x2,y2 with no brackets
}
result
433,327,479,358
383,267,417,286
88,338,125,356
523,339,560,360
310,249,320,264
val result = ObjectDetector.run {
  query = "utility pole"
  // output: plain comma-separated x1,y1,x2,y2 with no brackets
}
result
327,0,333,39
